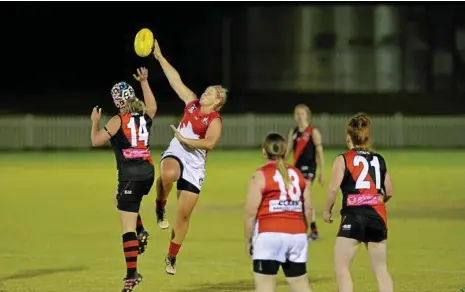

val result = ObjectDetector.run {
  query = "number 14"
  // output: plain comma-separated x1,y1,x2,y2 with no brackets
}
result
127,117,149,147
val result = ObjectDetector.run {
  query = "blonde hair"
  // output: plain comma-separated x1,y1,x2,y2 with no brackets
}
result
120,98,146,115
211,85,228,111
263,133,290,189
347,113,371,151
294,104,311,121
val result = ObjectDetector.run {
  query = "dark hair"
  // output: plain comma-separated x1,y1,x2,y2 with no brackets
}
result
347,113,371,150
263,133,290,188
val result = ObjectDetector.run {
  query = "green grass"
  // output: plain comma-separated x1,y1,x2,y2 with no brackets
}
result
0,149,464,292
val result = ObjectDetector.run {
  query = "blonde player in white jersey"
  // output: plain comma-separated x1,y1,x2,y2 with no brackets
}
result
152,40,228,275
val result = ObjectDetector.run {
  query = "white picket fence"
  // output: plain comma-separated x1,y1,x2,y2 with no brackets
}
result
0,114,464,150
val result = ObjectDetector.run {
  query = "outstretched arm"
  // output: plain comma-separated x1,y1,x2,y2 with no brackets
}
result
133,67,157,119
171,118,222,151
153,40,196,104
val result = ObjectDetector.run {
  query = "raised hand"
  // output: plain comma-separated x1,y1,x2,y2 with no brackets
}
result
133,67,148,82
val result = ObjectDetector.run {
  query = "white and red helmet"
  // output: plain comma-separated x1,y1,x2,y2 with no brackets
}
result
111,81,135,108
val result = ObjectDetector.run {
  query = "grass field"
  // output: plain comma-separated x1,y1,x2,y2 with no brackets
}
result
0,149,464,292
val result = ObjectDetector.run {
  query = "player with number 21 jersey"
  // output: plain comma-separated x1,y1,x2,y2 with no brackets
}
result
244,133,313,292
323,113,394,292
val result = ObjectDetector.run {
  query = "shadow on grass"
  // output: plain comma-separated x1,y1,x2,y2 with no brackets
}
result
0,265,87,282
176,276,330,292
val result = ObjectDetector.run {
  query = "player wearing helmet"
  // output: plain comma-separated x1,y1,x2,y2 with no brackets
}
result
90,68,157,292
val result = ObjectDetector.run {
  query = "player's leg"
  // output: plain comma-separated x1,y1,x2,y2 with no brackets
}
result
136,179,154,255
117,181,145,292
307,176,318,240
334,215,364,292
366,225,393,292
283,233,312,292
155,156,182,229
165,188,199,275
252,233,283,292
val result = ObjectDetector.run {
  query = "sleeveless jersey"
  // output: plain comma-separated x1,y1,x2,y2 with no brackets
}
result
255,161,308,234
110,113,154,182
340,149,388,225
292,126,317,175
167,99,221,169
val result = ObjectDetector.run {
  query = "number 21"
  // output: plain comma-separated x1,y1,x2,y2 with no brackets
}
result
127,117,149,147
353,156,381,190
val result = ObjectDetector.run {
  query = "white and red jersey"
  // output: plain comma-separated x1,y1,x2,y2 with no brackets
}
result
167,99,222,169
255,161,308,234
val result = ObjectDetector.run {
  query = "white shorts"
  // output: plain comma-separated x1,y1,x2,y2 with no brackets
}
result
161,149,206,192
252,232,308,263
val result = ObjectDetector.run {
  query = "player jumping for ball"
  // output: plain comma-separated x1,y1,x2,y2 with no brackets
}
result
244,133,314,292
152,40,227,275
285,104,325,240
90,68,157,292
323,113,394,292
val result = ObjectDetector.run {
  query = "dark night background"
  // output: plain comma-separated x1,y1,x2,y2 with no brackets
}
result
1,2,465,115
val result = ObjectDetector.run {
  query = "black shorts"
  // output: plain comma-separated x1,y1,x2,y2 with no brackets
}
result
116,178,154,213
296,166,315,183
160,154,200,195
337,213,387,243
253,260,306,278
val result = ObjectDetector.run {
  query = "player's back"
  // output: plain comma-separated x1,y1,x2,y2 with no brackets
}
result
256,162,307,234
110,112,154,182
340,149,388,223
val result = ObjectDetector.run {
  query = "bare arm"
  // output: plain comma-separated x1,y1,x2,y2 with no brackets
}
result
173,118,222,151
91,115,120,147
312,128,325,184
153,41,196,104
244,171,264,245
133,67,157,119
383,171,393,203
324,155,345,214
285,128,294,161
302,181,313,231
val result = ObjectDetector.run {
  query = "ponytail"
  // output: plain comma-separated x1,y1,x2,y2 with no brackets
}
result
276,158,291,189
263,132,290,189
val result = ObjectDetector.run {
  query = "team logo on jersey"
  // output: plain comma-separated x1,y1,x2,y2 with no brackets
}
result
188,104,197,113
202,117,209,125
302,132,310,139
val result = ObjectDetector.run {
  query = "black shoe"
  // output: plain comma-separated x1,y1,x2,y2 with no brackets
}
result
156,207,169,230
137,230,149,255
165,255,176,275
121,273,142,292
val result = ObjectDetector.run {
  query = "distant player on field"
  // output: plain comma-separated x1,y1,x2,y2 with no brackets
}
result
244,133,313,292
285,104,325,240
90,68,157,292
323,113,394,292
152,40,227,275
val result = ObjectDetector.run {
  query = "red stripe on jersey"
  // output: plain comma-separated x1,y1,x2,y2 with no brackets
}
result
345,150,387,225
293,126,314,165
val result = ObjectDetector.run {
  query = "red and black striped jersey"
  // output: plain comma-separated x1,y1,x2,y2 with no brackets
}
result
292,126,317,174
109,113,154,182
340,149,388,226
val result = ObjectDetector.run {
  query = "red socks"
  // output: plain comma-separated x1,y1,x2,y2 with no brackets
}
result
156,200,167,210
168,241,181,257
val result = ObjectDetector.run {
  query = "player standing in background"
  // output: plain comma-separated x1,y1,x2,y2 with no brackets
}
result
244,133,313,292
152,40,227,275
90,68,157,292
323,113,394,292
285,104,325,240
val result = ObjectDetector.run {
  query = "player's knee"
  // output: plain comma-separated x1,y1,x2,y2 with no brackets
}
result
117,199,141,213
160,169,178,183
